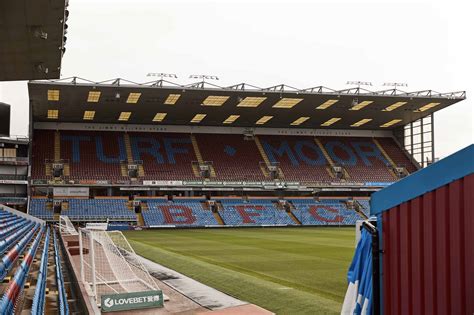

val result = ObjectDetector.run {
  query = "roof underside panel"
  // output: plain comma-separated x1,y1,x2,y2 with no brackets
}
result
0,0,67,81
28,79,466,130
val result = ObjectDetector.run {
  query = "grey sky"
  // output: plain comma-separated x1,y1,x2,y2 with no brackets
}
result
1,0,472,158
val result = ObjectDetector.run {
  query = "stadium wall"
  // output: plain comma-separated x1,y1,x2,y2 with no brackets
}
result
33,122,393,137
371,144,474,315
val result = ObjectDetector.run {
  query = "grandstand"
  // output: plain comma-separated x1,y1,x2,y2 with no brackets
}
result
5,1,472,313
0,0,467,311
0,15,468,309
0,205,75,313
25,77,465,229
30,131,418,184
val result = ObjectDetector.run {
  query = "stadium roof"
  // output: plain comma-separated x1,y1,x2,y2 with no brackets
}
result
0,0,68,81
28,77,466,130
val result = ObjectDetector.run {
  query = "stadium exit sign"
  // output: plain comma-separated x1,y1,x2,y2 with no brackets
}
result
101,290,163,312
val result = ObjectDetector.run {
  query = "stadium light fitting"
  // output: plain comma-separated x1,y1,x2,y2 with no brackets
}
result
87,91,101,103
47,90,60,101
383,82,408,88
237,96,267,107
272,98,303,109
290,117,310,126
350,118,372,127
189,74,219,80
191,113,207,123
83,110,95,120
414,102,440,112
350,100,373,111
316,99,338,110
152,112,167,122
256,115,273,125
346,81,373,87
383,101,407,112
118,112,132,121
202,95,230,106
47,109,59,119
321,117,341,127
380,119,402,128
126,92,141,104
164,94,181,105
223,115,240,124
147,73,178,79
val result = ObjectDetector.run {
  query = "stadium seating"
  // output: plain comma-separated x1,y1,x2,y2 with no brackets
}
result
357,199,371,217
29,198,136,221
29,199,54,220
0,221,36,254
290,198,360,225
18,196,374,232
259,135,333,182
27,197,365,227
0,208,69,314
31,130,417,184
319,137,395,182
377,137,418,173
218,199,295,226
64,199,135,221
31,227,50,315
61,131,126,182
0,222,39,281
0,225,44,313
31,130,55,179
142,199,218,226
196,134,266,181
130,132,197,181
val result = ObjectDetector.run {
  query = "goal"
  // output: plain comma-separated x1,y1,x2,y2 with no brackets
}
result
78,228,160,304
59,215,78,236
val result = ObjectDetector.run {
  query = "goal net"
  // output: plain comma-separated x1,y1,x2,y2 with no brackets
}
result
59,215,78,236
79,228,160,304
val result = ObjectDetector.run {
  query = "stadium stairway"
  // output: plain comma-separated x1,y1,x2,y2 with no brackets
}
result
254,136,284,179
353,200,368,219
285,203,302,225
54,131,61,161
372,138,398,179
120,164,128,177
124,133,133,163
191,134,216,178
136,212,145,226
314,137,336,179
211,203,225,225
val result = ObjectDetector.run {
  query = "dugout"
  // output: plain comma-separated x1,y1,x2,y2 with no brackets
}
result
370,144,474,314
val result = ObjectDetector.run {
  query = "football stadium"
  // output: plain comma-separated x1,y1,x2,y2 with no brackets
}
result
0,0,473,314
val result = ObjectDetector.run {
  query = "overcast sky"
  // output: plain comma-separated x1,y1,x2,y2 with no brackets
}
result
1,0,472,158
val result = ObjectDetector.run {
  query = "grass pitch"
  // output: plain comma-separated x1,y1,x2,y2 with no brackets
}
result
124,227,354,315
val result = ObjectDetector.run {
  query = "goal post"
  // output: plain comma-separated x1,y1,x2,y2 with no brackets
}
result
59,215,78,236
78,228,160,305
